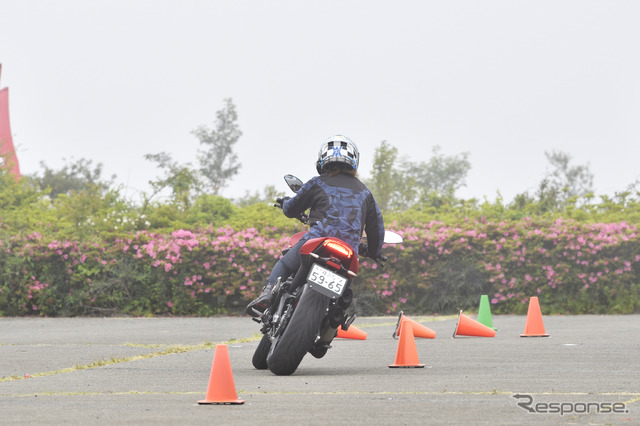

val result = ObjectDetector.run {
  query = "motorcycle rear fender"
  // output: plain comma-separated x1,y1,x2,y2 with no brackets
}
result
289,231,307,248
299,237,359,275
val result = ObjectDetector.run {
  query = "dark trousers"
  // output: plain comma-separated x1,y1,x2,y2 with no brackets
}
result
266,234,310,287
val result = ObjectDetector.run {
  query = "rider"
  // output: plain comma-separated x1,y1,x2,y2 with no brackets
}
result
246,134,385,317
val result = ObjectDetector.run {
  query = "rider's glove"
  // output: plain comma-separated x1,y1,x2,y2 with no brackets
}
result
275,197,289,207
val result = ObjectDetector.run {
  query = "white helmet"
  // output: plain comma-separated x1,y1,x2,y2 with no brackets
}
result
316,135,360,174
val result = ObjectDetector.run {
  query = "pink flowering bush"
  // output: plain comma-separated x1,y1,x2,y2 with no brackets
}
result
2,216,639,316
2,167,640,316
0,225,300,316
358,217,640,315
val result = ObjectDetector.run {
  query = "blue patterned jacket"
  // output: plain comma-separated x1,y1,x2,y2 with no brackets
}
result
282,172,385,258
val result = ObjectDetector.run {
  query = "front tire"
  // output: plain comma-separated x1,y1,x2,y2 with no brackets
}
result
267,285,329,375
252,334,271,369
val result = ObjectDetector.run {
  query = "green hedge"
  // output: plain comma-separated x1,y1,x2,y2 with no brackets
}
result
2,169,640,316
2,217,639,317
367,218,640,315
0,226,293,316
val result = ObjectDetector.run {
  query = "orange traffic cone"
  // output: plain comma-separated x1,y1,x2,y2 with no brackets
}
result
388,320,425,368
393,312,436,339
520,296,549,337
336,325,367,340
452,311,496,338
197,344,245,405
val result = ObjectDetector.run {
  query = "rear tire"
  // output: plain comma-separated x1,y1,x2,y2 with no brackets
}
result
267,285,329,375
252,334,271,369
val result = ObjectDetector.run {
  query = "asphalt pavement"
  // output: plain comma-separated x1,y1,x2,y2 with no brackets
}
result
1,314,639,425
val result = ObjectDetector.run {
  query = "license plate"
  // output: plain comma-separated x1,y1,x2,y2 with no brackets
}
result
307,263,347,297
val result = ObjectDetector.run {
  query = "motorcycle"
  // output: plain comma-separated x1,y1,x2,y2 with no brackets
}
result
250,174,403,376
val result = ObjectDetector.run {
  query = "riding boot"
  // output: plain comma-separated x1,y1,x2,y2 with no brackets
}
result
245,285,274,317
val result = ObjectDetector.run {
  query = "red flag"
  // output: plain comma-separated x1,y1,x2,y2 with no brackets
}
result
0,64,21,180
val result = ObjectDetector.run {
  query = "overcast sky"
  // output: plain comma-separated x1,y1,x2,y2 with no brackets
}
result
2,1,639,203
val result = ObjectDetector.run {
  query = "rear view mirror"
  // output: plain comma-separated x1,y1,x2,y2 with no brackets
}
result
384,231,403,244
284,174,303,193
361,231,404,245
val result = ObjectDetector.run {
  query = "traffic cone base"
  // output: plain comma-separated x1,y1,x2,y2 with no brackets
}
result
388,320,424,368
453,311,496,338
477,295,497,331
198,400,245,405
521,296,549,337
197,344,245,405
393,311,436,339
336,325,367,340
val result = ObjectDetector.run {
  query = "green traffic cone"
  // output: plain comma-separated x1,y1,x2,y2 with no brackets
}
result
477,295,497,331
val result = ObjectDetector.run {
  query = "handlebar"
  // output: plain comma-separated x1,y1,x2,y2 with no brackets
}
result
358,242,388,268
273,198,308,225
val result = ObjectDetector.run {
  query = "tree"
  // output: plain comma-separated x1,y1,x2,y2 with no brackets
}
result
0,165,41,212
536,150,594,210
192,98,242,195
144,98,242,205
143,152,199,209
405,146,471,196
235,184,285,207
367,142,471,212
544,150,594,198
26,157,115,197
367,141,398,211
366,141,416,212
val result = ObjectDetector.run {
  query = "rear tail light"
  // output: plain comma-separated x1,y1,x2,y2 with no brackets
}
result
323,240,353,259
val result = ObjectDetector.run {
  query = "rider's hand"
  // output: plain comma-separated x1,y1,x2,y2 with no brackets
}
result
275,197,289,207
